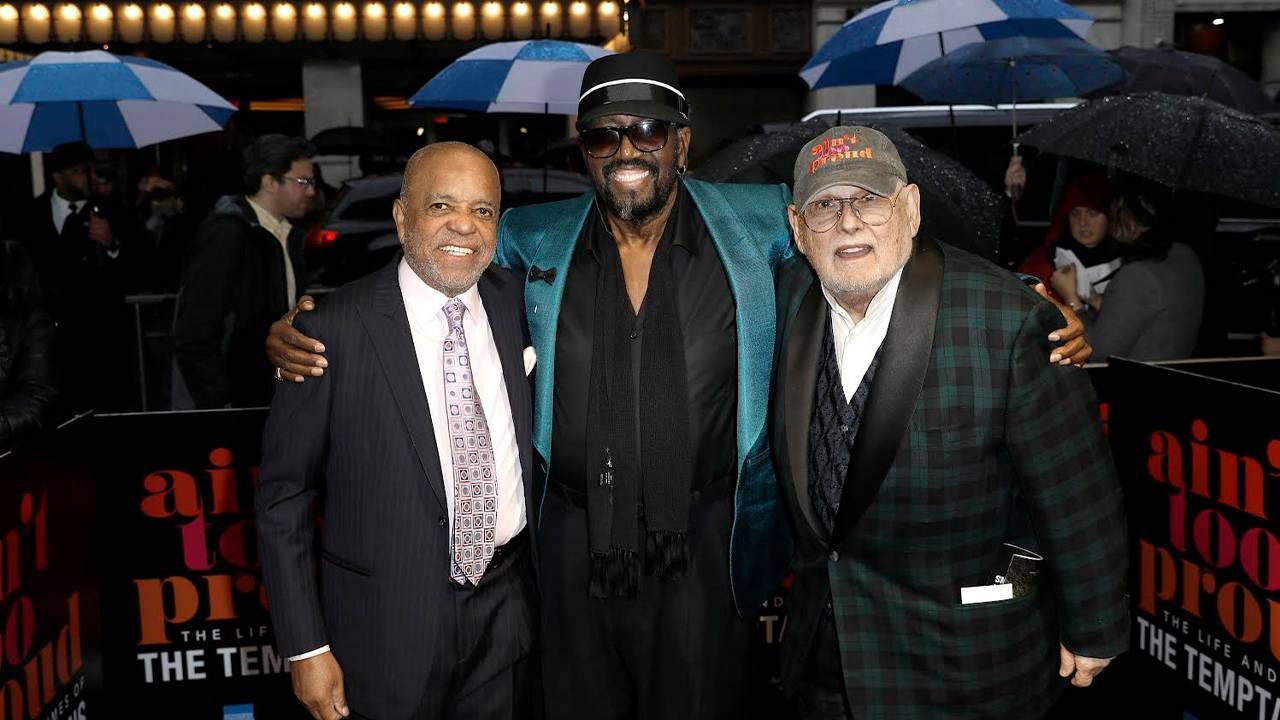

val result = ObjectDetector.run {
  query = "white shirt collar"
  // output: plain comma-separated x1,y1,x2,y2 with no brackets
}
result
246,195,291,236
397,258,484,330
821,267,904,332
51,191,78,213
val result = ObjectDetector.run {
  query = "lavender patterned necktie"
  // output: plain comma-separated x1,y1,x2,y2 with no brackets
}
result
442,297,498,585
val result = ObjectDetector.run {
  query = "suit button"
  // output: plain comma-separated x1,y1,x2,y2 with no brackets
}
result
438,516,446,528
829,550,839,562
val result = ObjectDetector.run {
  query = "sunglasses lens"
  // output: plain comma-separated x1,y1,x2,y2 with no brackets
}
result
628,122,669,152
581,128,621,158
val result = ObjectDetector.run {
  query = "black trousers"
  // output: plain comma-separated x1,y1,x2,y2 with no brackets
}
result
539,484,751,720
350,533,538,720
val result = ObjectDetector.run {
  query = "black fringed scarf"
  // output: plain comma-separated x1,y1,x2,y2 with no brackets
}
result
584,202,693,598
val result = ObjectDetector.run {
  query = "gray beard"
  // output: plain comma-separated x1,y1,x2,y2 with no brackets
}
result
598,163,678,224
402,232,487,297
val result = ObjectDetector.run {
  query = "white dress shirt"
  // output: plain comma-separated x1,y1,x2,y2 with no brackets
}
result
51,191,79,235
821,269,903,402
289,261,529,663
51,191,121,259
246,196,298,306
399,259,527,545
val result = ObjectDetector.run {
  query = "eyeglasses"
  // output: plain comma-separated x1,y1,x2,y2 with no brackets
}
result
800,188,904,233
277,175,317,188
580,120,673,159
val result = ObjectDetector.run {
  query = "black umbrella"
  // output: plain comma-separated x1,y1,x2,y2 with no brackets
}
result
1084,46,1276,116
692,119,1004,260
1016,92,1280,209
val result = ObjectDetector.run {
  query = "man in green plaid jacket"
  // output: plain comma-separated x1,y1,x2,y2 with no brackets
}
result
771,126,1130,719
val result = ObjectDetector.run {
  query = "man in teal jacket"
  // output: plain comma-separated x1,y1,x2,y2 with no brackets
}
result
266,52,1090,720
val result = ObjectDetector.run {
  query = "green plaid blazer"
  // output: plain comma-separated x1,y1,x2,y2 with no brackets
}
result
770,238,1130,719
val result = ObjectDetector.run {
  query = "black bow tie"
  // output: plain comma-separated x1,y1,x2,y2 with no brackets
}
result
529,265,557,285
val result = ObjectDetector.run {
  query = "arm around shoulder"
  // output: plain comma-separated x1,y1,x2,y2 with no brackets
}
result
1005,302,1131,659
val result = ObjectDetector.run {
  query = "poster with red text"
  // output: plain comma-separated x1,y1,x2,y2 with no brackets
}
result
94,410,306,719
0,416,101,720
1110,357,1280,720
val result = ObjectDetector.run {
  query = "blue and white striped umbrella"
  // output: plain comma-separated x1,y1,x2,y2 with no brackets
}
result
0,50,235,154
410,40,613,115
801,0,1095,89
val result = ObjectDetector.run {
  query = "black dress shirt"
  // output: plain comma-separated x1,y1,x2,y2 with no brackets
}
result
551,183,738,493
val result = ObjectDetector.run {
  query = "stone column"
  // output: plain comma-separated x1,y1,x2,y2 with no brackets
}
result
302,60,365,183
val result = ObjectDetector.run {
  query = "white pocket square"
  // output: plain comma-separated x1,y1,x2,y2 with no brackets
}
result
523,347,537,376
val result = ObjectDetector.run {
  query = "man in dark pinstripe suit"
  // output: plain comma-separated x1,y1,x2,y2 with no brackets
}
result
771,126,1129,720
256,143,537,720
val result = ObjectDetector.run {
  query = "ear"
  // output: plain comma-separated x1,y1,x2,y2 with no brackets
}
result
903,183,922,238
787,204,810,258
676,125,692,169
392,196,407,246
259,173,278,195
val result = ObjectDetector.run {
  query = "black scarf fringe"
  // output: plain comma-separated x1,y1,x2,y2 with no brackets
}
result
645,530,689,577
588,548,639,598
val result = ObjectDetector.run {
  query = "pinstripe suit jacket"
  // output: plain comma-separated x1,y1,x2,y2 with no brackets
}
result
256,260,536,719
770,238,1130,719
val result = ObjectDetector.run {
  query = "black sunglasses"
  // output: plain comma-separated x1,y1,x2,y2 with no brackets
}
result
580,120,673,159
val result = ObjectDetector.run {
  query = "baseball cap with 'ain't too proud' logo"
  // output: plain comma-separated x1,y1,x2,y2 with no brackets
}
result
792,125,909,208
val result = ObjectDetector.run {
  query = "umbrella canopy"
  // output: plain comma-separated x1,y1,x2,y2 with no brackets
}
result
1016,92,1280,209
693,119,1005,260
800,0,1093,89
409,40,612,115
902,36,1124,106
1084,46,1277,116
0,49,235,153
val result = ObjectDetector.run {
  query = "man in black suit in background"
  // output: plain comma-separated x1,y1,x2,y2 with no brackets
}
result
18,141,141,411
256,142,537,720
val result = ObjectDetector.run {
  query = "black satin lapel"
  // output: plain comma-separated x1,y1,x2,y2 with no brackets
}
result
783,278,829,541
478,270,535,510
364,263,448,513
831,237,944,543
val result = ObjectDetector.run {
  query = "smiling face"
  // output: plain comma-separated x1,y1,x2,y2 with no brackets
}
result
788,182,921,309
392,143,501,297
580,113,690,223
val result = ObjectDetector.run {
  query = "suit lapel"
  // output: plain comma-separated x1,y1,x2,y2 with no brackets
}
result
477,270,536,514
515,194,592,465
782,276,830,541
683,179,776,470
831,237,944,542
360,261,449,513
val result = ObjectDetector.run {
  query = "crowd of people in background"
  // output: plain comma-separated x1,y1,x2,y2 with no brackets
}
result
0,118,1234,453
1007,156,1209,361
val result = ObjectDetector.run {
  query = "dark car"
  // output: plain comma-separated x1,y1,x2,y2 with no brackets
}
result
306,167,594,287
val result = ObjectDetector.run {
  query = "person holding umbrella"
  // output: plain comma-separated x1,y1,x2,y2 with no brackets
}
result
1016,171,1123,309
16,141,143,412
1055,181,1205,361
